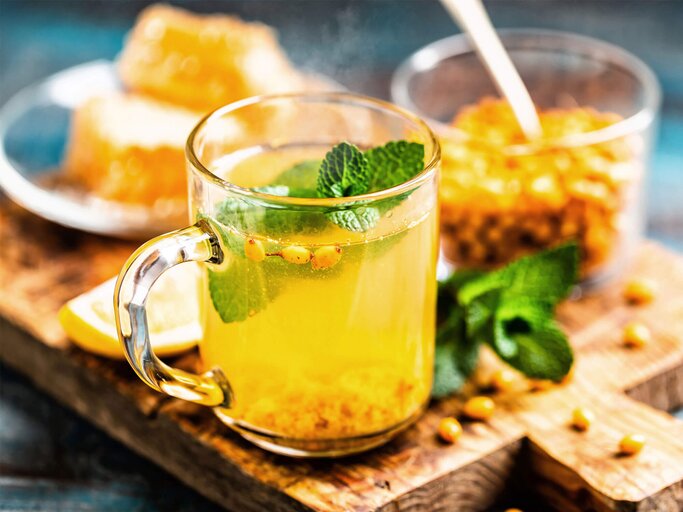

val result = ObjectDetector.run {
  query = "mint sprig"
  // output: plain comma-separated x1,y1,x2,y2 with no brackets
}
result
317,142,370,198
432,243,578,398
214,188,326,238
327,207,380,233
366,141,425,191
316,140,424,232
207,139,425,321
208,262,269,323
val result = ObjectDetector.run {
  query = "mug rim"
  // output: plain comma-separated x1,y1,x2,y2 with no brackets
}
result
391,28,662,151
186,92,440,207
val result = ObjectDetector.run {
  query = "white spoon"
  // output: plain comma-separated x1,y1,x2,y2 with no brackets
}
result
440,0,543,140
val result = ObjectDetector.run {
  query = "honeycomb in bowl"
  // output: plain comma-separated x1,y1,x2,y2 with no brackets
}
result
118,3,303,112
63,93,201,206
439,98,641,277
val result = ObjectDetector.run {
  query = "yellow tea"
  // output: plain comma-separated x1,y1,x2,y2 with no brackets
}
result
198,148,438,440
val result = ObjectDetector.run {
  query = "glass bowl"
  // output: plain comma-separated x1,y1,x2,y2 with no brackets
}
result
391,30,661,286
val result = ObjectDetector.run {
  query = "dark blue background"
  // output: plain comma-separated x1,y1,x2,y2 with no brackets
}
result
1,1,682,510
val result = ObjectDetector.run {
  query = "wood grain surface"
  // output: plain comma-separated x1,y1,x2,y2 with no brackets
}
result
1,201,682,512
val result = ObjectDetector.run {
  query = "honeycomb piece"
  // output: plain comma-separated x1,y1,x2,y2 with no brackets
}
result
118,4,303,112
64,93,201,205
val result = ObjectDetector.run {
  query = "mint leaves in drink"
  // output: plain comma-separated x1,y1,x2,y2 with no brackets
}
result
207,139,425,322
366,141,426,191
213,139,425,236
316,141,425,198
432,243,578,398
317,142,371,198
316,140,424,232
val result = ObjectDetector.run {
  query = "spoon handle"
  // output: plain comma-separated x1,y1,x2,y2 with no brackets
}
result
440,0,542,140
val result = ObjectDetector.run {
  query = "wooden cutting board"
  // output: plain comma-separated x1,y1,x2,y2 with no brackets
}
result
1,201,682,512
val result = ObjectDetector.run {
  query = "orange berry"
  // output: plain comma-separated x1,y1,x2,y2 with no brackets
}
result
463,396,495,421
623,279,656,305
281,245,312,265
623,322,651,348
243,238,266,262
490,369,516,392
437,417,463,444
619,434,646,455
571,407,594,432
311,245,342,270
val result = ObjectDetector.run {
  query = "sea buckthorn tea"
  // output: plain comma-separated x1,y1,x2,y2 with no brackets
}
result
115,94,440,457
200,146,438,443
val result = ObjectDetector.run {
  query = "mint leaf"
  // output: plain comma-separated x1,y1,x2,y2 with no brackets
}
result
433,272,486,397
215,198,264,235
491,297,552,359
326,206,380,233
433,341,467,399
465,289,500,339
491,313,573,381
496,296,555,326
313,140,427,232
317,142,369,198
458,243,578,305
215,185,325,238
208,259,270,323
273,159,322,189
366,141,425,192
205,220,275,323
439,269,485,297
432,309,480,398
433,244,578,398
437,269,484,323
315,142,379,232
501,243,579,302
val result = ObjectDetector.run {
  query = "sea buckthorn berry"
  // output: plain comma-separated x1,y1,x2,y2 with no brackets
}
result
623,279,656,305
463,396,495,421
437,417,463,444
571,407,594,432
311,245,342,270
243,238,266,262
529,379,554,392
490,369,516,392
623,322,651,348
619,434,646,455
281,245,312,265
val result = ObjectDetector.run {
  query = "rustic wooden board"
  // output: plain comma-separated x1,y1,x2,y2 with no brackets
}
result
1,201,683,512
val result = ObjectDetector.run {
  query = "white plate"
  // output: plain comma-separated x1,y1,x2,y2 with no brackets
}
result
0,60,342,239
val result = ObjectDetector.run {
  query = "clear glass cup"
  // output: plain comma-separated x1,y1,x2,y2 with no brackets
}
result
392,30,661,287
115,92,440,457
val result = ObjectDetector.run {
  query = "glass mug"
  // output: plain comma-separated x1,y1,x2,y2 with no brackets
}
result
115,93,440,457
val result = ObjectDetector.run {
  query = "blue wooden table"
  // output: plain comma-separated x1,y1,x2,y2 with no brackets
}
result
1,1,682,510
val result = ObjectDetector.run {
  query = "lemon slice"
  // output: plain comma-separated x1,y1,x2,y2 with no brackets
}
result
59,264,202,359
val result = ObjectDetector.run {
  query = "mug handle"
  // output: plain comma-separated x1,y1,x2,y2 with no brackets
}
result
114,219,233,407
